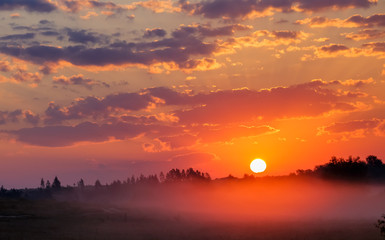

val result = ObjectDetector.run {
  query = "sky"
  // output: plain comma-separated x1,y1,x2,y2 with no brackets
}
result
0,0,385,188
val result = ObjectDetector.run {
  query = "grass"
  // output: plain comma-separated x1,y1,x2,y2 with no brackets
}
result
0,197,383,240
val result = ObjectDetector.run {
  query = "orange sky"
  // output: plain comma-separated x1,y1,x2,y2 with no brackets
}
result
0,0,385,188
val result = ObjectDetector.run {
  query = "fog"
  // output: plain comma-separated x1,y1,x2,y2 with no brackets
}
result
85,179,385,223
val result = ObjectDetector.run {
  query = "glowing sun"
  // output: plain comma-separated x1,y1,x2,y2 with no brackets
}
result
250,159,267,173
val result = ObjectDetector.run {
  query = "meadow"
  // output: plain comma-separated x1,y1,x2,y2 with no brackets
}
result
1,178,384,240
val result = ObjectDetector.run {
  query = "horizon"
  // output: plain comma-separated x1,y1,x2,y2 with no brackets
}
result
2,154,384,189
0,0,385,189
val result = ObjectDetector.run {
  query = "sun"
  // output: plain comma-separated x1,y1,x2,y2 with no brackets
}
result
250,159,267,173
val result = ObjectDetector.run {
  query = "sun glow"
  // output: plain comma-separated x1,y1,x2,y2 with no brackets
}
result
250,159,267,173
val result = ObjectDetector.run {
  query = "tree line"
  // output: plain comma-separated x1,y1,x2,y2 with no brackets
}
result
295,155,385,181
1,155,385,199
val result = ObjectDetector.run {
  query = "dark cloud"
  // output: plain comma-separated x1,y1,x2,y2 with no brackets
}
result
275,19,289,24
158,134,198,149
344,29,385,40
6,121,185,147
0,33,35,40
154,81,364,124
24,111,40,125
11,69,41,83
179,0,375,19
362,42,385,52
295,0,374,11
0,35,218,69
271,30,300,39
347,14,385,27
0,60,11,72
40,31,60,37
146,87,192,105
320,44,349,53
120,115,160,124
6,121,148,147
143,28,167,38
67,29,109,45
39,19,52,25
44,92,154,124
171,24,250,38
0,23,253,70
324,119,381,133
0,110,22,125
0,109,39,125
53,74,110,89
0,0,57,12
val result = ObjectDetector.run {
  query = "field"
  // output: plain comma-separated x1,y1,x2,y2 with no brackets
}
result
0,196,383,240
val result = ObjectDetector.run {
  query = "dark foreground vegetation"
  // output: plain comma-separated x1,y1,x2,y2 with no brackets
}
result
1,155,385,240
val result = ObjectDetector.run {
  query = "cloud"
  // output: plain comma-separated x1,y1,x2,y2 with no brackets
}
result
362,41,385,53
0,28,221,71
172,24,252,38
157,134,198,149
58,0,130,14
143,28,167,38
11,69,41,83
346,13,385,27
217,30,308,54
323,119,381,133
0,24,303,73
130,0,180,13
1,79,378,147
167,80,370,124
179,0,376,20
320,44,349,53
66,29,109,44
0,33,35,41
5,120,186,147
0,0,57,13
0,38,217,70
0,110,22,125
318,118,385,140
0,109,39,125
302,42,385,60
296,13,385,28
24,110,40,125
53,74,110,89
343,29,385,41
0,59,11,72
44,92,154,124
6,121,149,147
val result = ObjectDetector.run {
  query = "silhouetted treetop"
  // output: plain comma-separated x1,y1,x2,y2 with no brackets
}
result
165,168,211,182
297,155,385,181
52,176,61,189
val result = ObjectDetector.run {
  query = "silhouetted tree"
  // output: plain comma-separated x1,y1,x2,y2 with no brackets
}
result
95,179,102,188
366,155,383,167
165,168,211,182
314,156,367,181
52,176,61,189
130,175,136,184
40,178,45,189
0,185,5,194
46,180,51,188
366,155,384,180
159,172,165,182
78,178,85,188
377,215,385,238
